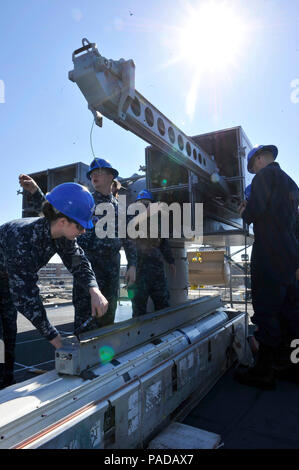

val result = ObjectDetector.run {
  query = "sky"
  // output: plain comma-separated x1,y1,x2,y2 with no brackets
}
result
0,0,298,232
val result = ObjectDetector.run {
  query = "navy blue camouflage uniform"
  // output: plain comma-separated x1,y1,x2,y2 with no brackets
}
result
242,162,299,348
132,235,175,317
0,217,98,386
31,189,137,330
74,191,137,329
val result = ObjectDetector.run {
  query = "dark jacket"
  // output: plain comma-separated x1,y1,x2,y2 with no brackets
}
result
0,217,98,340
242,162,299,281
136,237,175,265
32,189,137,267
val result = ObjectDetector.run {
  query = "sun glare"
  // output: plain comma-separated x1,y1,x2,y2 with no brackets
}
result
177,1,246,72
167,1,248,119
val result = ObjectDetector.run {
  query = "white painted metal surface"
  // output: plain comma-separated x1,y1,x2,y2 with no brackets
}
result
0,310,245,449
148,422,222,449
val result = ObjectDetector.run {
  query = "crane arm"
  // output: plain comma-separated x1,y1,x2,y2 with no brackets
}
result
69,38,229,196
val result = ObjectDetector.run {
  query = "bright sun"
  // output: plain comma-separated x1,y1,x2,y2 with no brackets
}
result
177,0,247,72
168,1,248,119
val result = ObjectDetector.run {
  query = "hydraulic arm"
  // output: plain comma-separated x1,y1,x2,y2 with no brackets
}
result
69,38,229,197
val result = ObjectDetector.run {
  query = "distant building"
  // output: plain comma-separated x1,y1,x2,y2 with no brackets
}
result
38,264,73,285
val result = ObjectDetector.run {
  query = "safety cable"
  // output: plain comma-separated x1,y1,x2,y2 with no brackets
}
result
89,118,96,157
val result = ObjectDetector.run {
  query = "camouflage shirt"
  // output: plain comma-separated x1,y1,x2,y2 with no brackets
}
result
0,217,98,340
136,238,175,264
31,188,137,266
132,216,175,264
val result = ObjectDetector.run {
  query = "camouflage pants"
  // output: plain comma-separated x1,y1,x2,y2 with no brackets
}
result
0,272,17,385
132,257,170,317
73,253,120,330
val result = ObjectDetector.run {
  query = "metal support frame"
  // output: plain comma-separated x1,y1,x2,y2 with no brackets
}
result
223,224,251,363
56,296,222,376
189,222,252,366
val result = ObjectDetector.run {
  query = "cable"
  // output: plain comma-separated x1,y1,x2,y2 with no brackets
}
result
89,118,96,157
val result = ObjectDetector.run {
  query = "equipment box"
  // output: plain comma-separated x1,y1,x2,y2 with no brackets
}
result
22,162,92,218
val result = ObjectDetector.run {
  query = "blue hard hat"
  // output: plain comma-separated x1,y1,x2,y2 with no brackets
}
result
46,183,95,229
247,145,278,174
136,189,154,201
244,184,251,201
86,157,119,180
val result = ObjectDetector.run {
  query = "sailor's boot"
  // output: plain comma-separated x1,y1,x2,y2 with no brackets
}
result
234,343,276,390
274,344,299,385
275,364,299,384
0,352,16,390
0,363,4,390
273,343,292,371
1,370,16,389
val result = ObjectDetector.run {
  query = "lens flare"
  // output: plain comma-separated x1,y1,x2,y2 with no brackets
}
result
127,284,136,299
211,172,220,184
99,345,115,364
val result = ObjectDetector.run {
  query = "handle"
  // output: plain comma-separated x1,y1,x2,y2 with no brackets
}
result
72,38,95,60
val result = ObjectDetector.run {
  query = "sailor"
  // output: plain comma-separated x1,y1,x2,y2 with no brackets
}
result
0,182,108,389
244,183,251,201
19,158,137,331
130,190,176,317
235,145,299,389
80,158,136,329
111,179,122,199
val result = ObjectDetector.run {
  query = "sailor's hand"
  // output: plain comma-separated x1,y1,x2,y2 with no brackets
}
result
296,268,299,280
238,200,247,216
49,334,63,349
19,174,39,195
89,287,108,318
125,266,136,286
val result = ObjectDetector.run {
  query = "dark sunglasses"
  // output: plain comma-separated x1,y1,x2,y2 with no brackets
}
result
91,168,114,176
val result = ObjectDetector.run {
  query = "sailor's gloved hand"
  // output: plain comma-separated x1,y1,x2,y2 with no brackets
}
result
89,287,108,318
19,174,39,195
50,334,63,349
238,200,247,216
125,266,136,287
